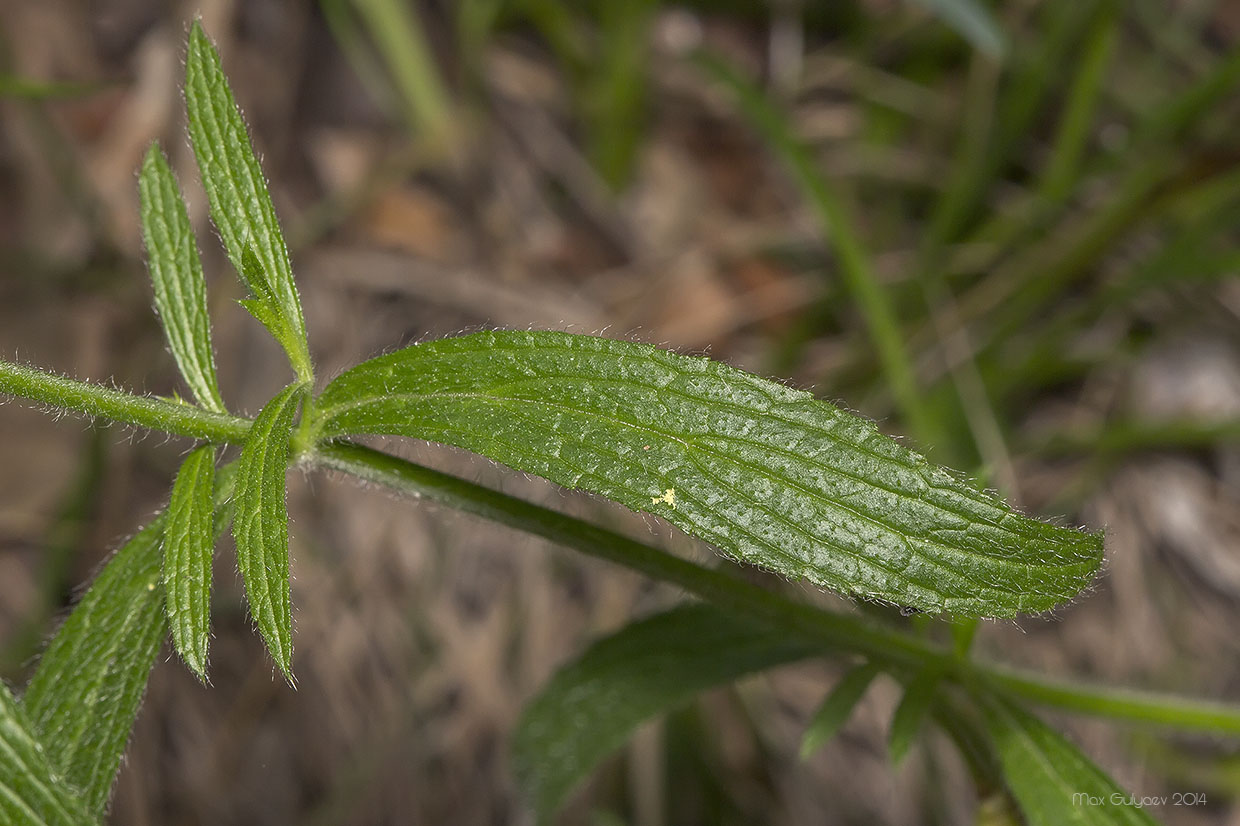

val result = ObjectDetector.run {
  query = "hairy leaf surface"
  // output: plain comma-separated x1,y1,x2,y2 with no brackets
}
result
233,383,302,678
0,682,92,826
22,467,236,815
979,694,1158,826
511,603,817,821
317,331,1102,615
162,445,217,679
138,143,226,413
184,22,310,380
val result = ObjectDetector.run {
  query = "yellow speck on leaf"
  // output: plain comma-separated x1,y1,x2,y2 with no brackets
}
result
147,582,156,591
651,488,676,509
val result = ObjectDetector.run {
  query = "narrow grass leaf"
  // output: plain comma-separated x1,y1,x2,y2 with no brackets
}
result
910,0,1007,59
800,662,881,758
694,52,935,445
511,603,818,821
317,330,1103,616
138,143,226,413
184,22,311,382
233,383,302,679
888,667,943,765
978,694,1158,826
162,445,217,680
0,682,93,826
22,467,236,816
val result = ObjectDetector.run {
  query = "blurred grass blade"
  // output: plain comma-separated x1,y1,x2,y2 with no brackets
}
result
582,0,656,189
0,427,107,675
910,0,1006,58
139,143,227,413
162,445,217,680
349,0,454,146
979,694,1158,826
0,682,93,826
693,51,934,444
21,467,237,816
233,383,303,680
317,330,1103,616
800,662,881,758
1034,6,1117,205
0,74,104,100
512,603,818,821
184,21,311,383
888,668,943,764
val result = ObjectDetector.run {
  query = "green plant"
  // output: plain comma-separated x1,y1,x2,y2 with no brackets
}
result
0,20,1237,826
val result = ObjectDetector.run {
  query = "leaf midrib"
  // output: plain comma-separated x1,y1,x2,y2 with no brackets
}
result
317,336,1067,541
320,386,1091,588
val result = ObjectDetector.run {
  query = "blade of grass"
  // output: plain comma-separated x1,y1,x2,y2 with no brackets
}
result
1034,5,1118,205
909,0,1006,59
349,0,454,147
693,50,935,445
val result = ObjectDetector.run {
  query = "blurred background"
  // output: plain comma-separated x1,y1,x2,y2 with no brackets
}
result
3,0,1240,823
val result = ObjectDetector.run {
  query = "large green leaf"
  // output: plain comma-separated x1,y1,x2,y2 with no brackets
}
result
184,21,311,382
0,682,92,826
162,445,217,680
138,143,226,413
232,383,303,679
316,330,1102,616
22,467,236,815
511,603,818,821
978,694,1159,826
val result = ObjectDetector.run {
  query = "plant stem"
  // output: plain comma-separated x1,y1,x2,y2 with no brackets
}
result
312,441,1240,737
312,441,942,669
0,360,251,443
973,664,1240,736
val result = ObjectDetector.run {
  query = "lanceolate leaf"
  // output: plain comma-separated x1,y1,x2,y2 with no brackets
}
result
908,0,1006,59
978,694,1158,826
22,467,237,816
138,143,226,413
21,517,167,814
184,21,311,382
888,667,943,765
162,445,218,680
511,603,818,821
800,661,881,758
317,331,1103,616
0,682,93,826
232,383,303,679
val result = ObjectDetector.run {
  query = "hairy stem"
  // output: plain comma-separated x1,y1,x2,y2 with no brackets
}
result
4,361,1237,738
312,440,1240,737
0,360,251,443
